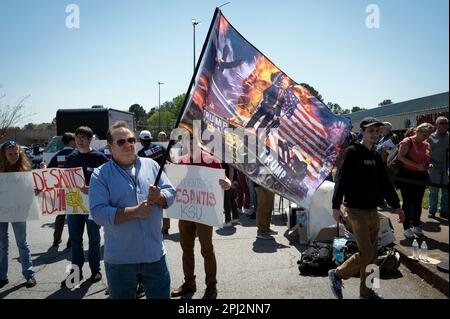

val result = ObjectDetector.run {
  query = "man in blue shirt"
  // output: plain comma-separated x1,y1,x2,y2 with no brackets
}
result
89,121,176,299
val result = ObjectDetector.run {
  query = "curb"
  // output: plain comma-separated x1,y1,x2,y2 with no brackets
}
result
395,244,449,297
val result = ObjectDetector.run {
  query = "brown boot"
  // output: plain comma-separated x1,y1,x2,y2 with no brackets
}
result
202,287,217,299
171,282,196,297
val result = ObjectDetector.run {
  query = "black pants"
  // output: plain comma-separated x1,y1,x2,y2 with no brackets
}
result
224,189,239,222
398,168,429,230
53,214,66,243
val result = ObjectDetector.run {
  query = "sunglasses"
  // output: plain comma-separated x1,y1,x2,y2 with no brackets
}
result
1,140,17,150
115,137,136,146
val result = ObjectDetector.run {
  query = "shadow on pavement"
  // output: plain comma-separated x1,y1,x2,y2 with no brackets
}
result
41,222,56,229
215,227,237,236
45,280,96,299
21,246,70,267
0,283,27,299
399,235,449,253
252,238,290,253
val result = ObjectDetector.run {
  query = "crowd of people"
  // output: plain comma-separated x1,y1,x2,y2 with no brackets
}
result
0,115,448,300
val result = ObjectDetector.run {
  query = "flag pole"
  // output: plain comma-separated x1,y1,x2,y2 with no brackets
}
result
152,7,221,186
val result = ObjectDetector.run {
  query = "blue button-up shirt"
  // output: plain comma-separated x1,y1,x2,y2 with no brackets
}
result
89,157,176,264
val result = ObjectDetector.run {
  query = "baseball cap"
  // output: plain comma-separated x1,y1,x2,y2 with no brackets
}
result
360,117,384,129
139,130,152,140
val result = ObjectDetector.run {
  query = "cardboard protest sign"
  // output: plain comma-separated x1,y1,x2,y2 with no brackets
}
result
0,172,40,222
32,167,89,215
165,163,225,228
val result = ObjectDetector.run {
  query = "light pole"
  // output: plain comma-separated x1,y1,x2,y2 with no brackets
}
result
158,81,164,133
191,19,201,72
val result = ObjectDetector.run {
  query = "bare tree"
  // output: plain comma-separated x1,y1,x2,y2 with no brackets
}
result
0,89,31,139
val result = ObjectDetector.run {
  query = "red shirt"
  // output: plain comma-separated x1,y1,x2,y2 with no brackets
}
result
400,137,431,171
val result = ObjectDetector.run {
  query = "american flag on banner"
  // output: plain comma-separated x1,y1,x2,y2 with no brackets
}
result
178,9,352,205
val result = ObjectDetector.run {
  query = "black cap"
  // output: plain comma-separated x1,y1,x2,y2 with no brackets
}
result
360,117,384,129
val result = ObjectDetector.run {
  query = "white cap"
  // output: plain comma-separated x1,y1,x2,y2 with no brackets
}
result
382,122,393,130
139,130,152,140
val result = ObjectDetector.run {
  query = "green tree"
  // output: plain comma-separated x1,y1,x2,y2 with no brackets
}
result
171,93,186,117
327,102,343,115
147,110,176,136
378,99,393,106
23,122,36,130
129,104,148,130
351,106,367,113
300,83,323,102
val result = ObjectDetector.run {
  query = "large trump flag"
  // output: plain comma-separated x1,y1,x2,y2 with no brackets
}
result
177,9,352,206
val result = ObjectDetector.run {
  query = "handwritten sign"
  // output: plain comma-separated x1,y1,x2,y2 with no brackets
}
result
32,167,89,215
0,172,40,222
165,164,225,228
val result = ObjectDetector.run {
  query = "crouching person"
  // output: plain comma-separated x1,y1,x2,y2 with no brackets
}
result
89,121,176,299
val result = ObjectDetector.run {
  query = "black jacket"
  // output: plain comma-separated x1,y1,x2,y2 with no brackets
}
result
332,143,400,210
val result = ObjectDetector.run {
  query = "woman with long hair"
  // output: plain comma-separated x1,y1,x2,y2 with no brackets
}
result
0,140,36,288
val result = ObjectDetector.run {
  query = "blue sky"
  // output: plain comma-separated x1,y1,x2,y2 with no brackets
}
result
0,0,448,125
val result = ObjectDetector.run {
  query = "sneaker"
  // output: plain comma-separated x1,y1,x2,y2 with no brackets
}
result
413,227,424,236
223,221,233,228
25,276,37,288
360,291,383,299
136,282,145,299
243,208,253,215
202,287,218,299
267,229,278,235
90,272,102,283
256,233,274,240
231,218,240,225
0,279,9,289
404,228,415,239
428,212,436,218
328,269,343,299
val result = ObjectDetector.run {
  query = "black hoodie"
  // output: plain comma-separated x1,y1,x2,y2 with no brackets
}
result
332,142,400,210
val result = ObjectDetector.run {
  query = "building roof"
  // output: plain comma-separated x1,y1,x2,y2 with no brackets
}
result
346,92,449,123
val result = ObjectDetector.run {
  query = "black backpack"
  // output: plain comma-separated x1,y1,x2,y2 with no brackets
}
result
342,240,400,275
297,242,334,276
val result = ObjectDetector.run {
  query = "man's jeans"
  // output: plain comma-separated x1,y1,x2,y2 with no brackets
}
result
0,222,34,280
429,167,449,214
67,214,101,275
105,255,171,299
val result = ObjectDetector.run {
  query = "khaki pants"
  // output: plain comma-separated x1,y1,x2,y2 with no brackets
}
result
255,187,274,234
336,208,379,297
178,220,217,289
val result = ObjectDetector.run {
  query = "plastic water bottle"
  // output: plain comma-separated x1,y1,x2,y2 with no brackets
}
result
412,239,419,259
420,241,428,261
335,249,344,264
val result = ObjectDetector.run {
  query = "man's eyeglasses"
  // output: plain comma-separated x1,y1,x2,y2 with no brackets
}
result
115,137,136,146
